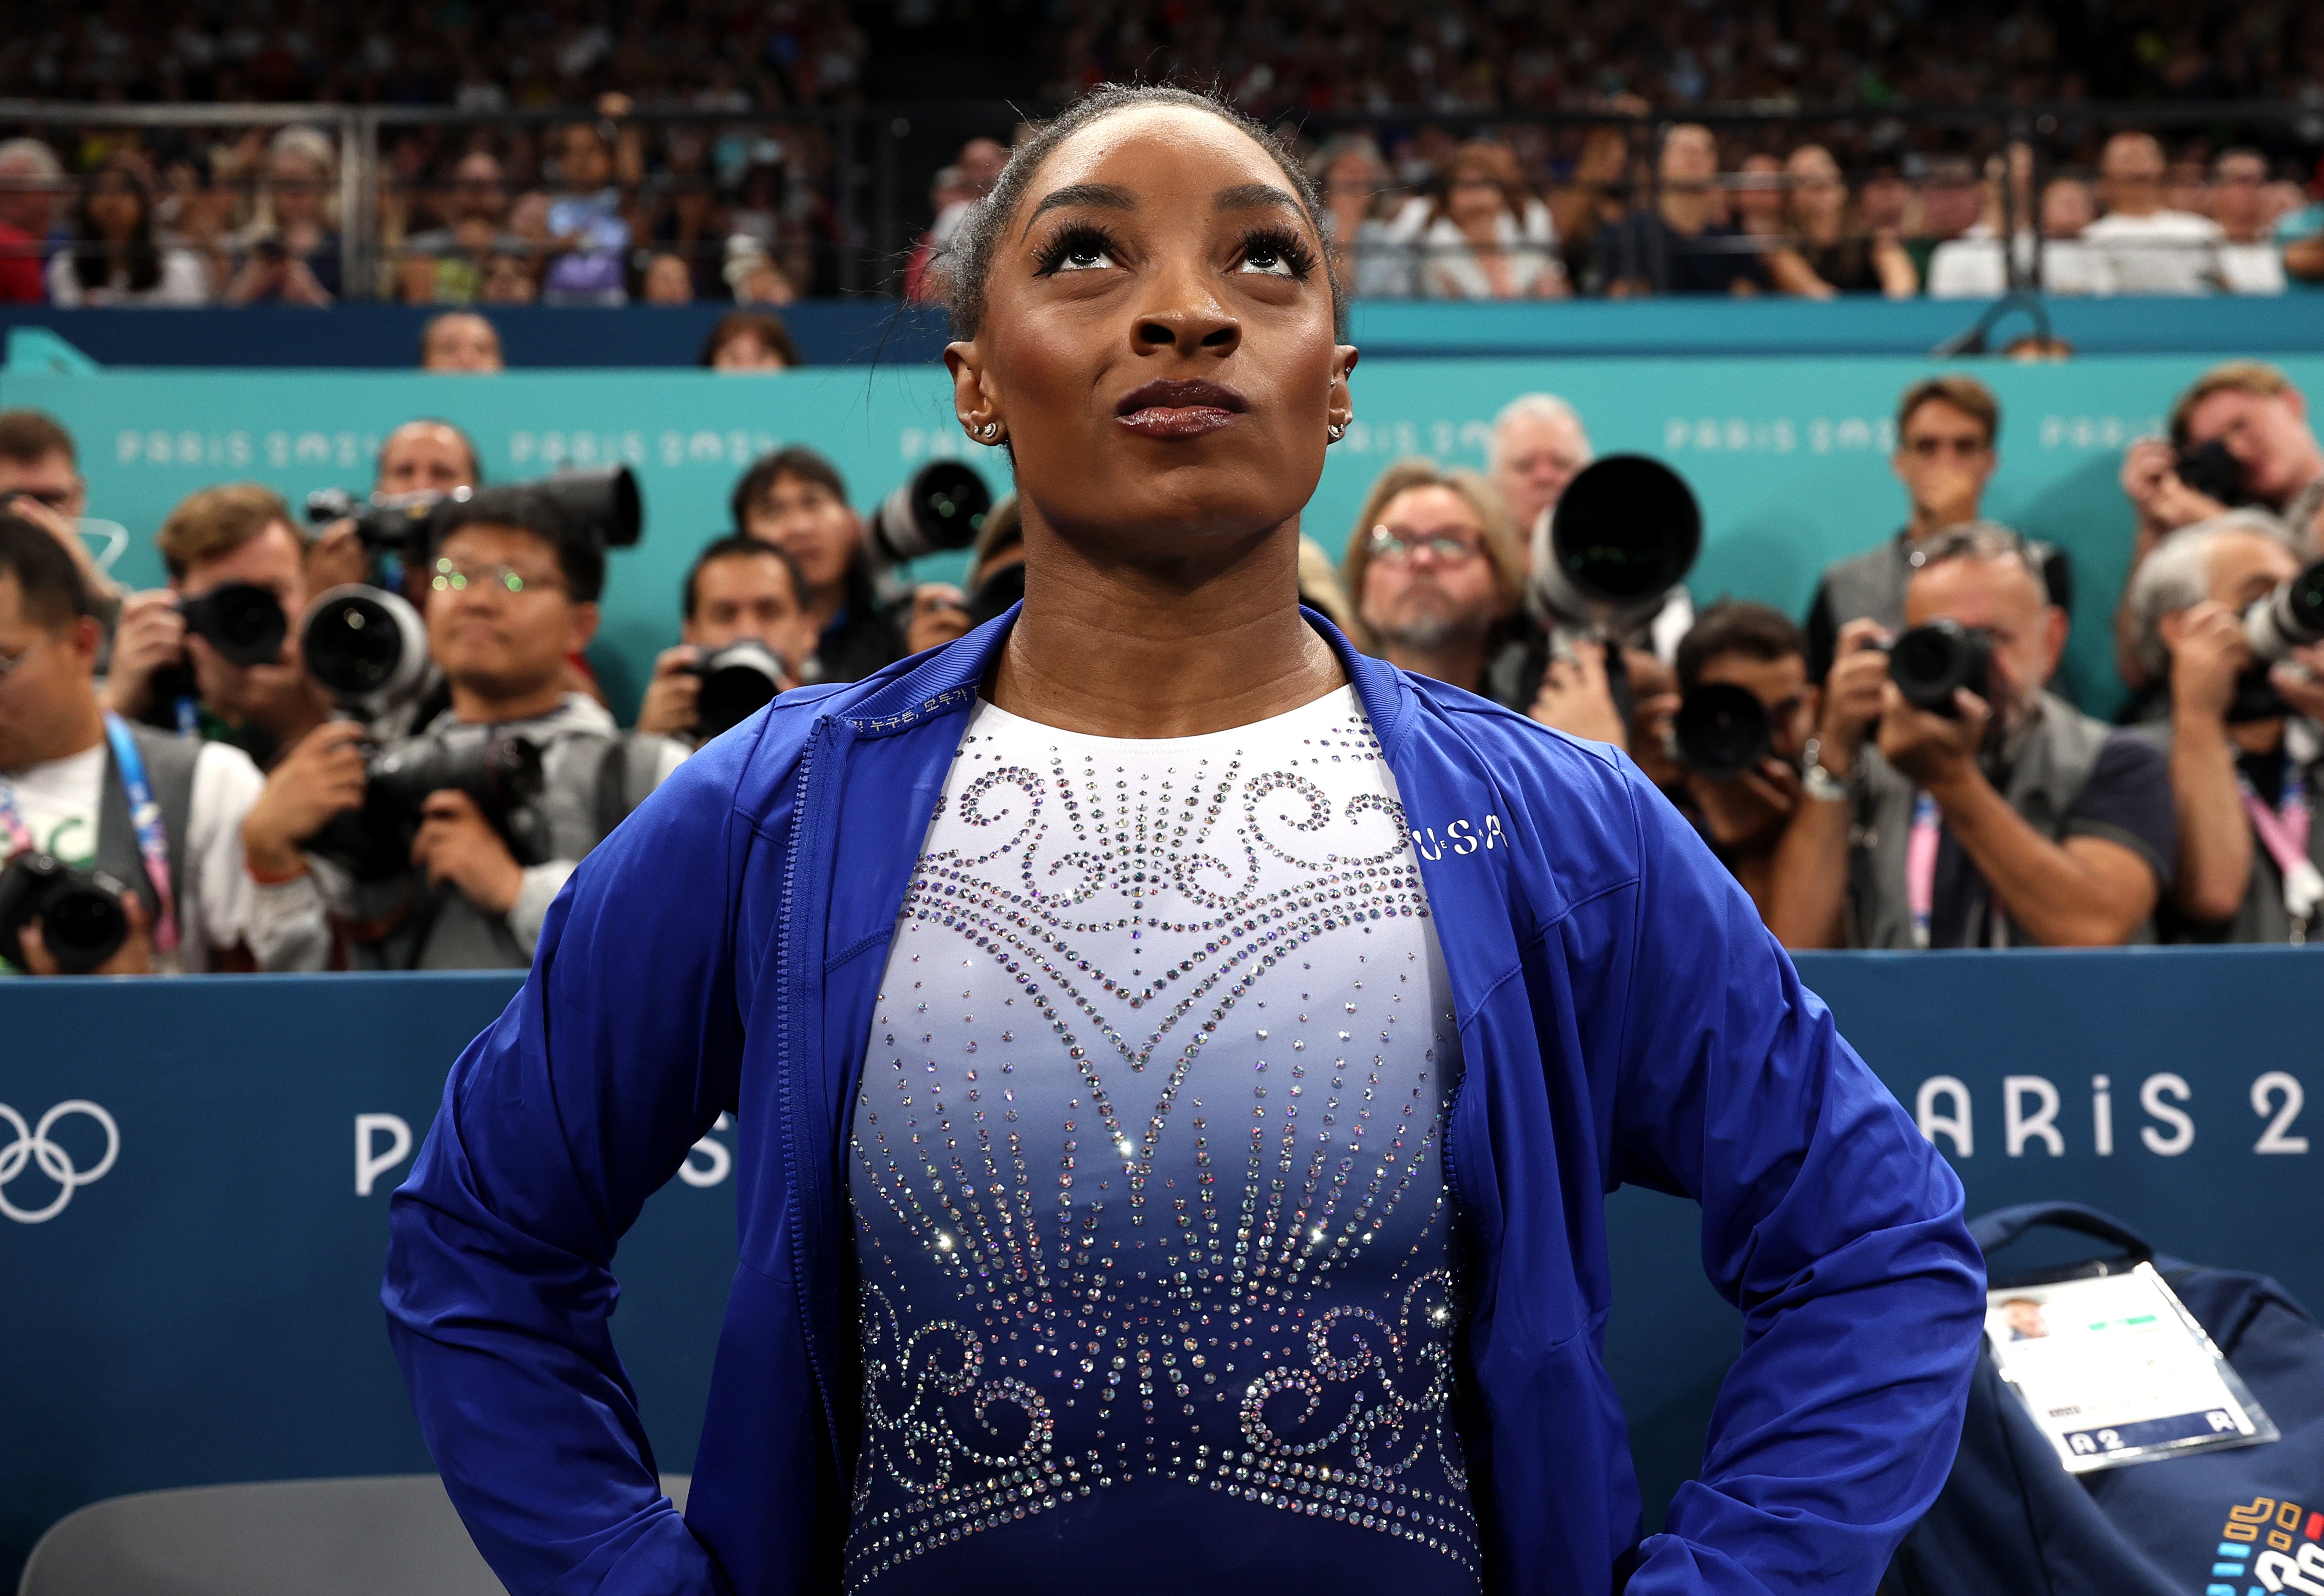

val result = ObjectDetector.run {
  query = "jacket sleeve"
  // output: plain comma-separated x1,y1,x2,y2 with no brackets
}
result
1600,762,1985,1595
382,736,761,1596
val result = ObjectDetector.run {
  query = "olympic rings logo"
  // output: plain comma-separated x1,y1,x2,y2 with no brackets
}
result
0,1101,120,1224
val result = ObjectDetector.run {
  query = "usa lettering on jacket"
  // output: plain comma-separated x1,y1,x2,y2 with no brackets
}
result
1411,814,1506,859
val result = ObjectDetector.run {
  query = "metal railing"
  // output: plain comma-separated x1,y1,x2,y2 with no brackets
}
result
0,97,2315,304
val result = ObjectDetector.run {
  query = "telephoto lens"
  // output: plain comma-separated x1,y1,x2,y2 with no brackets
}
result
1671,683,1774,778
1888,619,1993,717
536,465,644,549
693,641,786,739
2243,557,2324,664
867,460,993,567
1531,455,1702,630
0,853,132,973
301,584,432,713
177,582,288,668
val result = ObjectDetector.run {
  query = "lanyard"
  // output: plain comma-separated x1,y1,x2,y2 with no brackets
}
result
0,772,32,857
1906,791,1941,949
2238,754,2323,938
102,712,180,954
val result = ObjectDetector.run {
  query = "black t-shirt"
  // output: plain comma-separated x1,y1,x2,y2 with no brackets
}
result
1927,729,2177,946
1607,210,1772,296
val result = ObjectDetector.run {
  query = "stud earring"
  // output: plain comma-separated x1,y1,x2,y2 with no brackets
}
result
978,421,1001,441
1327,422,1347,442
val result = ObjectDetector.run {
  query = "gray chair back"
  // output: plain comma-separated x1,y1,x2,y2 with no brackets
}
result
17,1474,692,1596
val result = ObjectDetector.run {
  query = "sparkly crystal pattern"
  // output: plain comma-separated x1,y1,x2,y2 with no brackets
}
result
844,688,1477,1593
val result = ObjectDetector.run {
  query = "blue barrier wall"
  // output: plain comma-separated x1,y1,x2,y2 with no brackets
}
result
4,350,2302,718
3,948,2317,1583
7,293,2324,368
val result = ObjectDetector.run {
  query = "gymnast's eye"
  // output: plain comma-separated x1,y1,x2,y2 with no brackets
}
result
1035,225,1121,275
1237,227,1319,278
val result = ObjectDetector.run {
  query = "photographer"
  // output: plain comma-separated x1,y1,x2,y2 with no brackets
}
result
1770,524,2175,949
1485,393,1592,556
0,513,327,974
1341,457,1526,697
1804,377,2070,684
635,536,815,746
2123,516,2324,941
1670,602,1816,922
389,485,682,969
2117,362,2324,692
730,447,906,684
0,409,121,614
304,417,485,597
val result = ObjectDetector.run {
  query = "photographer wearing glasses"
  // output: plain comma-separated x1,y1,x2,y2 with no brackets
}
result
1341,458,1525,697
2117,362,2324,694
1771,524,2175,948
2123,515,2324,941
0,513,327,974
635,536,816,746
387,485,683,969
1668,602,1817,922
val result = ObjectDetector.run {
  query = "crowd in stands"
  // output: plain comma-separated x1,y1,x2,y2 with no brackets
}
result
5,353,2324,972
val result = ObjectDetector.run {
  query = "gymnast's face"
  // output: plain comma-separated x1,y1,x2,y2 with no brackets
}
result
947,105,1355,564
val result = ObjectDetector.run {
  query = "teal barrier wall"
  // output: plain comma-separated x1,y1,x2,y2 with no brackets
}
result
3,949,2319,1584
6,352,2309,715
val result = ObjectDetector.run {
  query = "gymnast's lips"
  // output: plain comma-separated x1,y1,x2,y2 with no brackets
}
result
1115,378,1250,439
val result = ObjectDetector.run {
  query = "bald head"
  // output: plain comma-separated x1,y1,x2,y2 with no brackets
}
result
376,419,481,497
1906,537,2063,722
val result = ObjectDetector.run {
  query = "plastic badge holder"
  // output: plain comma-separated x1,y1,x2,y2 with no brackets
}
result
1983,1262,2280,1473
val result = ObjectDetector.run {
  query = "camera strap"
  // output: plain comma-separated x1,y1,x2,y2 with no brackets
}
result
101,712,180,955
0,775,34,858
2237,753,2322,938
1906,791,1941,948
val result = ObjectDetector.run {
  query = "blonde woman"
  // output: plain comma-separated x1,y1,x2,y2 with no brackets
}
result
225,126,341,304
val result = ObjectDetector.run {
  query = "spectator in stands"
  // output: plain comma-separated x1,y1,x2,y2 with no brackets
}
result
1408,139,1567,300
48,159,209,307
906,136,1009,300
0,138,62,303
2124,515,2324,941
2117,363,2324,694
1341,457,1525,696
399,151,526,304
2212,149,2288,295
1547,126,1632,295
420,311,505,373
1930,176,2114,298
224,126,342,306
1803,376,2070,682
1785,144,1917,297
634,535,816,743
2279,179,2324,287
532,120,638,306
1672,601,1817,920
1606,124,1771,297
2085,131,2229,295
1771,525,2174,948
1486,391,1593,548
642,253,694,305
731,446,904,682
394,486,683,968
1732,153,1787,245
1310,134,1412,298
1900,157,1982,288
0,513,328,974
698,309,800,370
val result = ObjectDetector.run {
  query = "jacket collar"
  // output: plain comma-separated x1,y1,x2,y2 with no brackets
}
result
837,602,1414,758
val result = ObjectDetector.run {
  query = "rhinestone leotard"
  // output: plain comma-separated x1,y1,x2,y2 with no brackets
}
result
843,688,1479,1594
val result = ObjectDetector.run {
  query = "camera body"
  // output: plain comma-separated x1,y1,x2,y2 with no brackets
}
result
0,853,133,973
1671,683,1774,778
178,582,289,668
2174,440,2252,508
689,641,787,740
306,726,549,882
305,465,645,587
1888,619,1993,718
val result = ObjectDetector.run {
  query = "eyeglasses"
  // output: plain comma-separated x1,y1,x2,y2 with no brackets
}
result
431,557,560,595
1367,524,1485,564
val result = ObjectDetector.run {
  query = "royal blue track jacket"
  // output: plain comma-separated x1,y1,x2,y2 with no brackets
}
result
384,610,1985,1595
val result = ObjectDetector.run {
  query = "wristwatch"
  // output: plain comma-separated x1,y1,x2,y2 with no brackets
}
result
1800,737,1851,802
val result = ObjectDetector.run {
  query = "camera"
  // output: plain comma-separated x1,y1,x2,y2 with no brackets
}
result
178,582,288,667
306,464,645,584
867,460,993,568
301,583,433,715
1888,619,1993,717
2174,440,2252,508
1671,683,1773,778
691,641,786,739
1530,455,1702,631
0,853,133,973
2243,557,2324,664
306,726,549,881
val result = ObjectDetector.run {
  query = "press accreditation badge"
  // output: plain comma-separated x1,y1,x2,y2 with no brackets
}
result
1984,1264,2280,1473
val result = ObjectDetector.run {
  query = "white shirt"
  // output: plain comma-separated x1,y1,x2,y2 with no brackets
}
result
45,247,210,306
843,686,1479,1585
1,736,328,973
2081,209,2227,295
1926,227,2115,298
1415,198,1564,300
2220,240,2287,296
